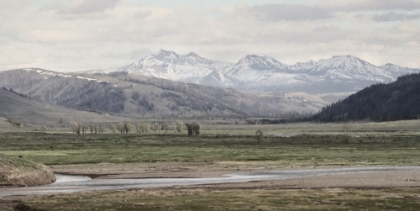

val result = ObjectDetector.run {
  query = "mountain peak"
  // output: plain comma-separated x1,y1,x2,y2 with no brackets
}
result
232,54,287,73
187,52,199,57
382,63,397,67
157,49,178,57
332,55,356,58
321,55,369,66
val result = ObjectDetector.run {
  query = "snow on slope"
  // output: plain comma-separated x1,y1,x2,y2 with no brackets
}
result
226,55,305,86
380,63,420,76
120,50,233,84
305,55,394,82
115,50,420,92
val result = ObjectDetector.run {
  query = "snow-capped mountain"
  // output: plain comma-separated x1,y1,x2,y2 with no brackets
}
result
380,63,420,76
303,55,394,82
225,55,305,88
120,50,233,84
116,50,420,93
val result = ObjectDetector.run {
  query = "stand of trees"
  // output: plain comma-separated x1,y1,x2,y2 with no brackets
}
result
69,120,200,135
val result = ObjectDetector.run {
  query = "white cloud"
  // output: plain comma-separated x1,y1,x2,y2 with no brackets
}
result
321,0,420,12
249,4,334,21
372,11,420,22
0,0,419,72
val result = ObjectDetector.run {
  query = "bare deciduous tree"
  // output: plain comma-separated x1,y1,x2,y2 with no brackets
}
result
98,126,104,134
117,122,124,134
136,122,149,134
152,123,159,132
82,126,88,134
70,122,77,134
124,121,133,134
161,122,169,131
185,122,200,136
75,123,82,135
109,124,116,134
175,121,183,133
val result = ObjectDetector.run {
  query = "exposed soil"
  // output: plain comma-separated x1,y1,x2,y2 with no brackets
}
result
50,162,241,179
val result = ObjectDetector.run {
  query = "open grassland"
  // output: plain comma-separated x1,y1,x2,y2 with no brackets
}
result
2,121,420,210
0,128,420,168
3,188,420,211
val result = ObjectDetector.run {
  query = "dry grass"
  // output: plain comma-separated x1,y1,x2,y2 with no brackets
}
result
0,154,55,186
4,187,420,211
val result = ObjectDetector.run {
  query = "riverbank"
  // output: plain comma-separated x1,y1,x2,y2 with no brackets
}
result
0,154,55,187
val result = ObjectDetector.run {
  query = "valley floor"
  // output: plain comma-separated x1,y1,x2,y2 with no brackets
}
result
1,120,420,210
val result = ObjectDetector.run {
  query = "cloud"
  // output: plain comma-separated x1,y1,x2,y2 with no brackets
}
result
248,4,334,21
1,0,420,71
372,11,420,22
67,0,121,14
322,0,420,12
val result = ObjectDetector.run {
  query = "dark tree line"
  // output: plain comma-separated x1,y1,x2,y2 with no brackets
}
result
312,73,420,122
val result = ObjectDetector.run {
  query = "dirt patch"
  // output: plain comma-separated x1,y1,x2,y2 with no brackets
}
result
14,203,46,211
50,162,240,179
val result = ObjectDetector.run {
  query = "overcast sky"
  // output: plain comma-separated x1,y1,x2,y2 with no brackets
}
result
1,0,420,72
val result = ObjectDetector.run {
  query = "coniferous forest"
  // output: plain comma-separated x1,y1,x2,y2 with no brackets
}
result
313,73,420,122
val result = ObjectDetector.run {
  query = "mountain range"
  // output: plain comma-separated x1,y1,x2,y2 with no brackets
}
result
1,50,418,121
114,50,420,93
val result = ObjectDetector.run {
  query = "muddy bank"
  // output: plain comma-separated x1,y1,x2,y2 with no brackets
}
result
0,154,56,186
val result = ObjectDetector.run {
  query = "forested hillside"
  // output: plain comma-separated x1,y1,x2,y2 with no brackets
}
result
313,73,420,122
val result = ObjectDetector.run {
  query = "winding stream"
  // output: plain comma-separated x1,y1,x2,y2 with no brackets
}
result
1,166,420,197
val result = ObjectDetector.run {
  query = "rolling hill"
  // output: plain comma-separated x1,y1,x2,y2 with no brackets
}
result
0,69,327,119
0,87,133,128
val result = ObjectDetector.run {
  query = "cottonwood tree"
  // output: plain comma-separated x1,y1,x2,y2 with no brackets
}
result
117,122,124,134
76,123,82,135
98,126,105,134
136,122,149,134
185,122,200,136
124,121,133,133
109,124,116,134
161,122,169,131
175,121,183,133
152,123,159,132
70,122,77,134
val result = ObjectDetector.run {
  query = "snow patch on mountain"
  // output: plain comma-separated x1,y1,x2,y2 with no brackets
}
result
112,51,420,93
120,50,233,83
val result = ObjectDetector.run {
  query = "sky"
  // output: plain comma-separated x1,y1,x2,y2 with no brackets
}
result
1,0,420,72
